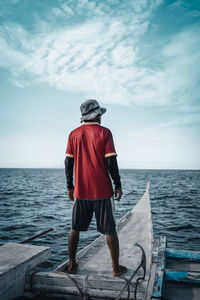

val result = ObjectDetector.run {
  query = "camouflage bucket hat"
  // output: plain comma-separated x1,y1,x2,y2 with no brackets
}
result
80,99,106,122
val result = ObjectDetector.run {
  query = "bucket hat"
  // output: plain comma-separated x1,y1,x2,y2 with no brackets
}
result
80,99,106,122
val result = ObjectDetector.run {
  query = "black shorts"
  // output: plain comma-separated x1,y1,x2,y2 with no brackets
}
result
72,198,116,235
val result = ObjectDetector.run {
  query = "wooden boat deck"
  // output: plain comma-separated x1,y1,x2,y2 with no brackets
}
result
26,182,154,299
152,236,200,300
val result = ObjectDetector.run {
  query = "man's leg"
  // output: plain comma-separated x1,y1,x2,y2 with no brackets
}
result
68,199,93,273
67,229,79,274
106,231,127,277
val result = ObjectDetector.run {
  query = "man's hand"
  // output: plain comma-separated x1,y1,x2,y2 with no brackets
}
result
114,188,122,201
68,188,74,201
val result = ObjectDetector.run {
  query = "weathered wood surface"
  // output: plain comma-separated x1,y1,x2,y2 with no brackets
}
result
0,243,51,300
145,237,160,300
152,236,200,300
26,182,153,299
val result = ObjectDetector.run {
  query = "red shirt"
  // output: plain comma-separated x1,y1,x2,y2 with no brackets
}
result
66,123,117,200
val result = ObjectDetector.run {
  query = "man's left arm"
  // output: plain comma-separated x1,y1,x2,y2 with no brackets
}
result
106,155,122,201
65,156,74,201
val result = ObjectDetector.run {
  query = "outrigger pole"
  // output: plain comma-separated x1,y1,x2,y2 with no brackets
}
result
21,227,54,244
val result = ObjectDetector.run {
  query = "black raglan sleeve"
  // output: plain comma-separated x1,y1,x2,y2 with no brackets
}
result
64,156,74,190
106,155,121,189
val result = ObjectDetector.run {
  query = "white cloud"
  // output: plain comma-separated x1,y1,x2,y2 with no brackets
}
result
1,0,199,109
61,3,74,16
111,46,136,66
157,113,200,129
0,0,161,104
132,26,200,107
123,121,200,169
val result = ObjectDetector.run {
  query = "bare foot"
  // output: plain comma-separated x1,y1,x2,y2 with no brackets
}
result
112,265,127,277
66,262,78,274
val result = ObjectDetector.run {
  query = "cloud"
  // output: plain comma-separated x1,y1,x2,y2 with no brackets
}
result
131,24,200,107
0,0,160,103
157,113,200,129
0,0,199,109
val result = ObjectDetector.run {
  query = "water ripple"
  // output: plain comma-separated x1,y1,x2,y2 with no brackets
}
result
0,168,199,270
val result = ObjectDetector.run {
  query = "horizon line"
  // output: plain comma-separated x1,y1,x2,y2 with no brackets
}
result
0,167,199,171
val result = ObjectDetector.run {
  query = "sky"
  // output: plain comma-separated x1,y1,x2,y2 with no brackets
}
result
0,0,200,169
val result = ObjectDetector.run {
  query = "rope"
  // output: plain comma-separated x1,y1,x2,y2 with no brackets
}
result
65,272,84,300
30,265,90,300
120,277,131,299
134,242,146,299
64,266,90,300
115,242,146,300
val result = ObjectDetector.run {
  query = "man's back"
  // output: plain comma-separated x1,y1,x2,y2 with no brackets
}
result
65,99,127,277
66,123,116,200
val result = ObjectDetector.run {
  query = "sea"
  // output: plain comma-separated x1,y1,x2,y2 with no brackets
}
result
0,168,200,272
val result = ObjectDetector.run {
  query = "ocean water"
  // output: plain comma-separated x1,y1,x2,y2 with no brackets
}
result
0,168,199,271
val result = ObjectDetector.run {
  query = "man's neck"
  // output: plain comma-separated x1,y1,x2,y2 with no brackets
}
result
84,122,100,125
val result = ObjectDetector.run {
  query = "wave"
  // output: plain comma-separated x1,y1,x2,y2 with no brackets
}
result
0,168,200,271
168,224,196,231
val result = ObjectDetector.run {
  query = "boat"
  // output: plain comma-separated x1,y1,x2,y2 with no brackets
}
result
25,181,200,299
25,182,154,299
152,236,200,299
1,182,200,299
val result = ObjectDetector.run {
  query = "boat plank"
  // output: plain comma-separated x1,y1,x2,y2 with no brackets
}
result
26,271,148,293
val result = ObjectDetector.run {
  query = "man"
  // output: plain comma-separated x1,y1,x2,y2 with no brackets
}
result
65,99,127,277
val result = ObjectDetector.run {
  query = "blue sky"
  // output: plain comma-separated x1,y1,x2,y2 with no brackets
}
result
0,0,200,169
